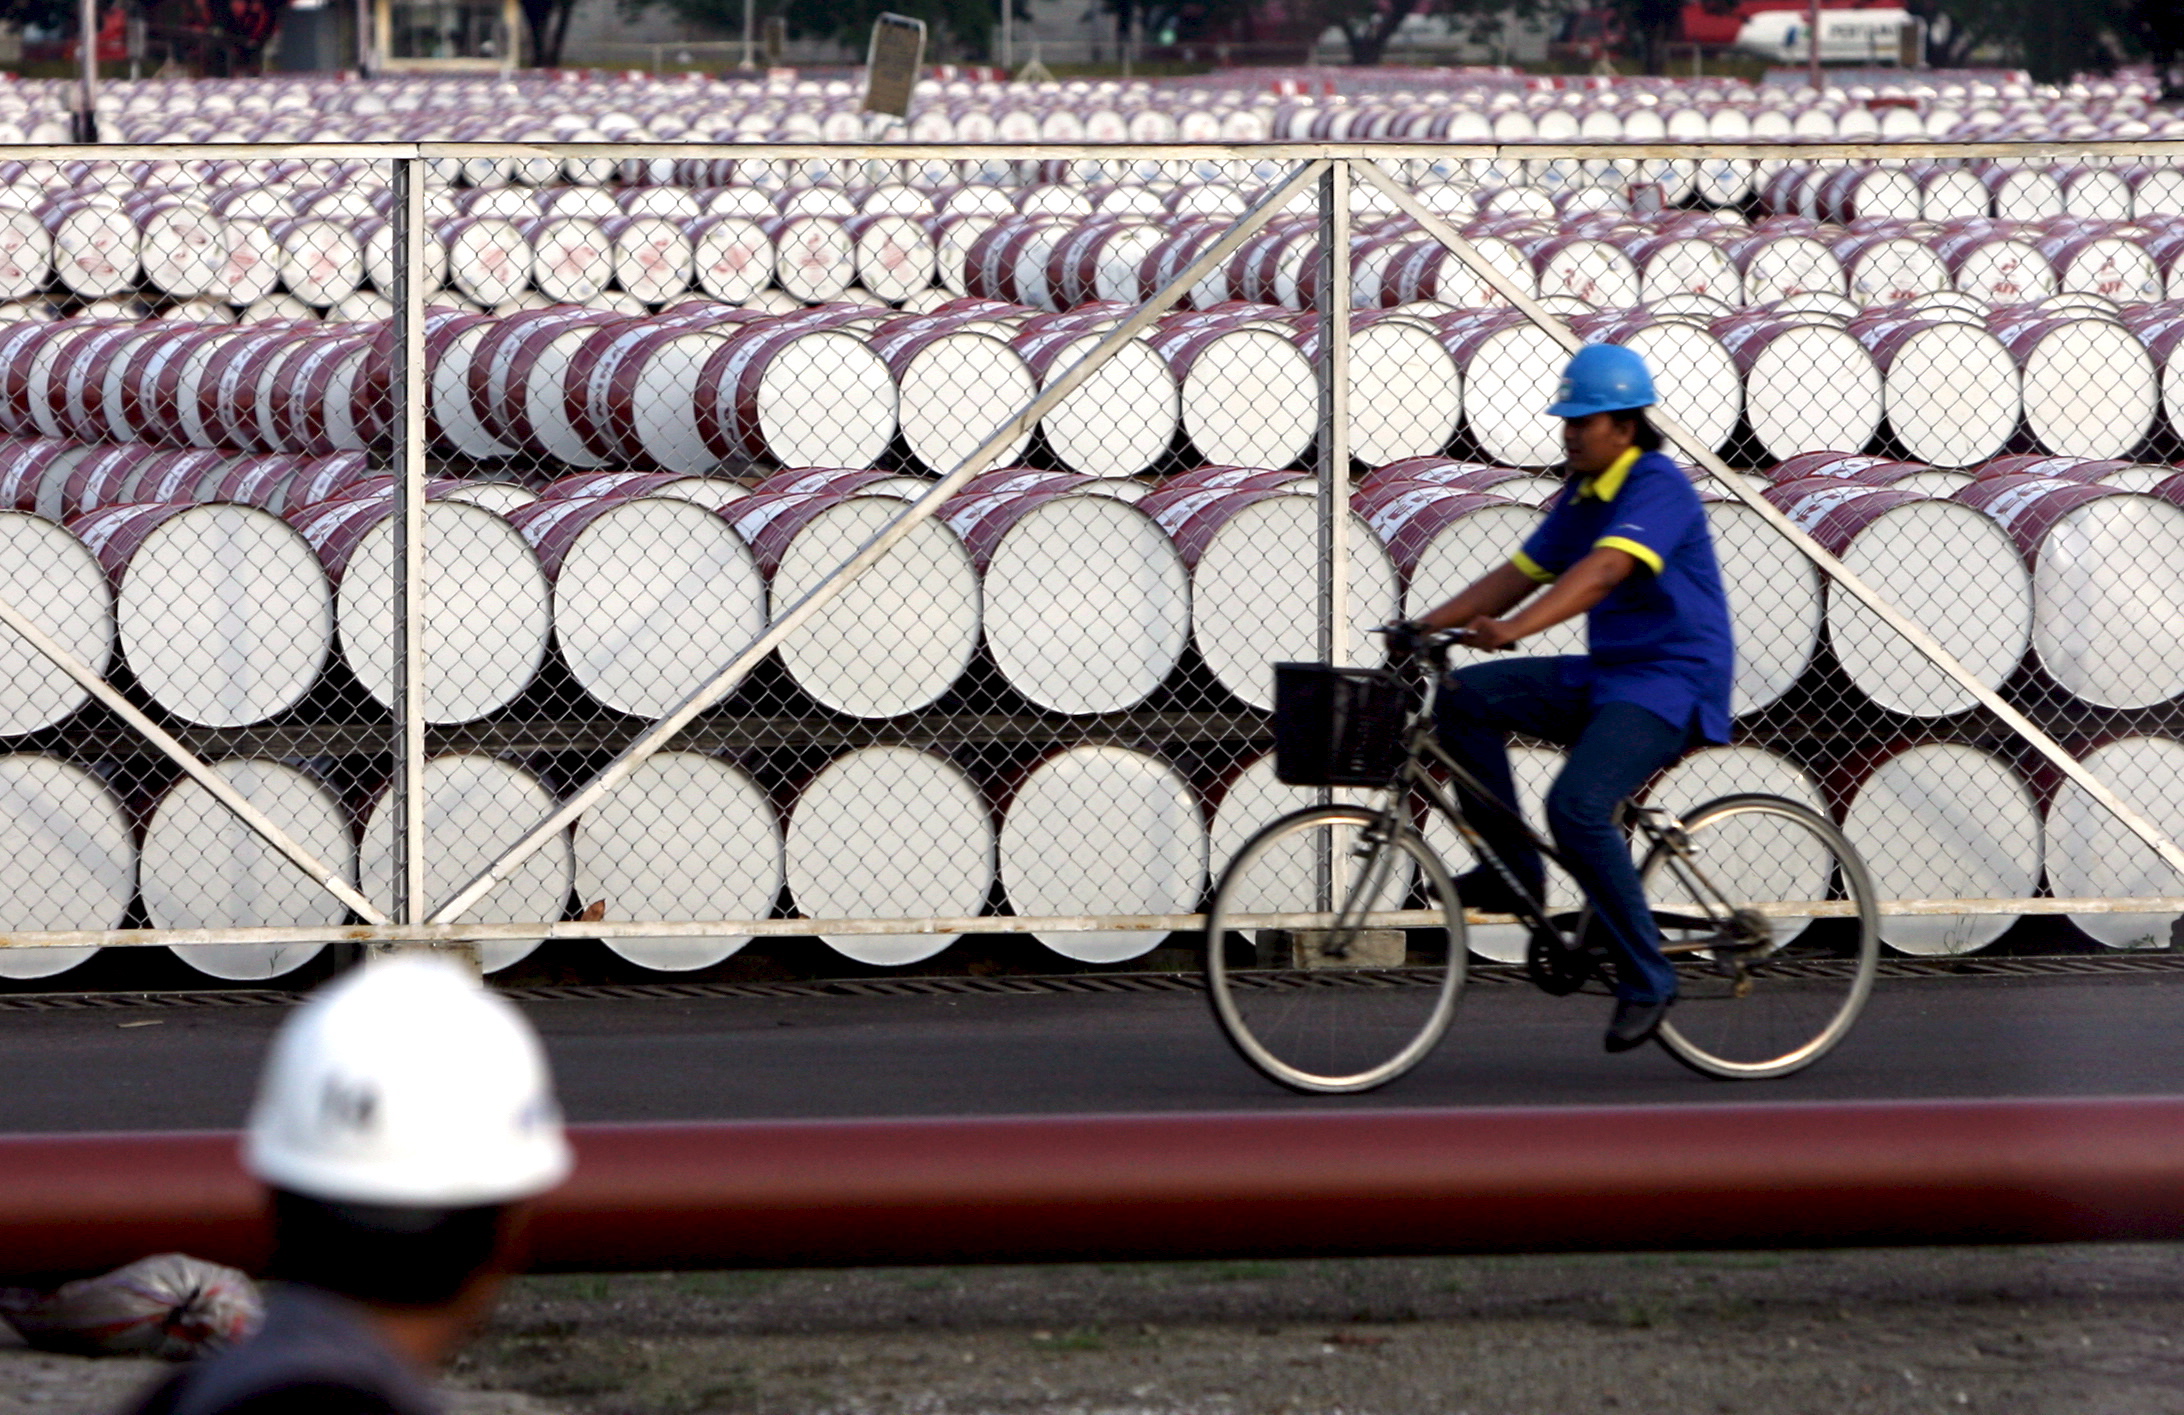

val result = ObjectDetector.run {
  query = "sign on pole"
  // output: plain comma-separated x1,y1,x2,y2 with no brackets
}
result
862,12,926,118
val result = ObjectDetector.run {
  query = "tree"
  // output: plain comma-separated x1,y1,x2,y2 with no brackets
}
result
520,0,578,66
1601,0,1680,73
1902,0,2162,82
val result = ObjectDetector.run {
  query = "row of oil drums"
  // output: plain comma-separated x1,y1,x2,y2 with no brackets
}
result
13,149,2184,317
3,434,2183,740
20,290,2174,494
87,70,2178,151
423,291,2184,470
0,730,2176,985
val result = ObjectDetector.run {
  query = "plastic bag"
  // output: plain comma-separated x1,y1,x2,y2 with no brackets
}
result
0,1253,262,1360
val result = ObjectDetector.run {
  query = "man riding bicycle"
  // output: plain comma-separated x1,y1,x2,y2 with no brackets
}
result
1402,343,1734,1055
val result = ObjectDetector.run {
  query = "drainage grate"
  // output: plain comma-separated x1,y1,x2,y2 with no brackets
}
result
0,952,2180,1014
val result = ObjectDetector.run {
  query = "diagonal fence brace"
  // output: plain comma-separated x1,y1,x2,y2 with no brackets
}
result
1348,158,2184,887
427,158,1336,926
0,593,387,925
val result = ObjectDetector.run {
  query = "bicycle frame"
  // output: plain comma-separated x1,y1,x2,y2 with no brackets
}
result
1363,640,1753,959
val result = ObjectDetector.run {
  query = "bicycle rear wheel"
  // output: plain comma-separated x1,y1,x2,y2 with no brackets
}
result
1204,805,1465,1094
1644,793,1880,1079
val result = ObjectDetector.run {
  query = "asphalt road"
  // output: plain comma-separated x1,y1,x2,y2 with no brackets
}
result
2,963,2181,1133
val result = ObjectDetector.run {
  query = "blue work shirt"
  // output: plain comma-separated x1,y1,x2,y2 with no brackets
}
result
1510,447,1735,744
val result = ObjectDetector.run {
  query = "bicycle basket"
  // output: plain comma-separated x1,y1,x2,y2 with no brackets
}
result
1272,663,1406,787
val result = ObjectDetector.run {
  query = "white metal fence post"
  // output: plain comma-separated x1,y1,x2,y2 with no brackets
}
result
387,153,445,961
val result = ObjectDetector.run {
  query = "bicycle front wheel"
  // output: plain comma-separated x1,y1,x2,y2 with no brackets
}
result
1645,793,1880,1080
1204,805,1465,1094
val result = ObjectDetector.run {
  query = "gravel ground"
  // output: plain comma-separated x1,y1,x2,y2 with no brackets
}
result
15,1245,2184,1415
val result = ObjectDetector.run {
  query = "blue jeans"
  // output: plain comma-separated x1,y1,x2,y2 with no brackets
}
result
1433,657,1691,1004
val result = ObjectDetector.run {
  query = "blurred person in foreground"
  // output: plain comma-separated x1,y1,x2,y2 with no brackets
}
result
1405,342,1733,1054
123,954,572,1415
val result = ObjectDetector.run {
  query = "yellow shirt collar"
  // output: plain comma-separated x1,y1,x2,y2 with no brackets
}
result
1578,447,1642,502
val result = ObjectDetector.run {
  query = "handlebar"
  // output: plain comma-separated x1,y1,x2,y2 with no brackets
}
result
1371,621,1463,670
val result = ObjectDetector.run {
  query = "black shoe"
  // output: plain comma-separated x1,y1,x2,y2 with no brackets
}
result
1454,868,1538,916
1604,996,1673,1053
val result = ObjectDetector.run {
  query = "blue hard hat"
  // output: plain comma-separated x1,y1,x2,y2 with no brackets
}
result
1546,342,1657,418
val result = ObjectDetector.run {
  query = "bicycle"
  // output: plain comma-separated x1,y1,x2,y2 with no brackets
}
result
1202,627,1880,1094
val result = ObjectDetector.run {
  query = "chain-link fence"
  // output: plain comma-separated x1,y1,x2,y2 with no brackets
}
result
0,135,2181,986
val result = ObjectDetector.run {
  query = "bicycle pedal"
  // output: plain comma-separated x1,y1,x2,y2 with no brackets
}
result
1525,929,1593,997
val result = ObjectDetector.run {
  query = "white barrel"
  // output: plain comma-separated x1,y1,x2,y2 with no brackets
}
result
844,212,934,302
728,491,979,718
1149,323,1316,470
602,213,693,305
1957,475,2184,710
510,494,767,718
942,487,1189,714
438,217,531,308
471,307,623,464
1008,325,1177,480
1625,232,1741,307
71,502,332,729
1715,314,1885,464
870,325,1036,475
1334,315,1464,465
1816,167,1920,223
359,755,574,973
1831,229,1950,306
1988,309,2158,460
696,318,898,470
270,217,363,307
290,498,549,724
1768,479,2031,717
424,311,514,459
998,744,1205,964
142,758,352,979
2045,736,2184,949
523,216,616,303
2037,231,2161,304
686,215,774,305
1573,312,1740,454
1525,234,1639,308
769,215,854,303
1354,483,1584,664
1840,742,2040,956
0,510,111,736
785,744,993,966
1977,165,2064,220
1440,314,1565,467
1724,229,1845,306
1141,484,1398,711
1850,313,2020,467
0,753,133,978
0,208,52,299
44,200,138,299
574,320,739,475
1705,498,1823,717
1917,166,1992,220
131,198,224,299
573,751,783,971
1936,227,2054,305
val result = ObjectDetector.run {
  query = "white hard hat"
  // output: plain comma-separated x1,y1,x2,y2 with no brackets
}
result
245,955,572,1208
